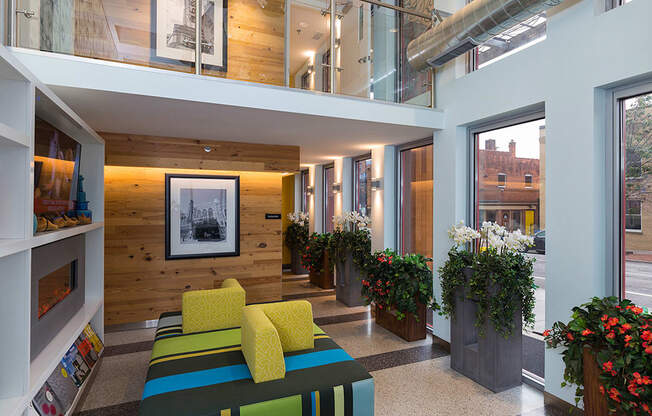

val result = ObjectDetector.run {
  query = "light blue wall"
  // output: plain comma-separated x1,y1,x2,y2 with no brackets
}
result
432,0,652,404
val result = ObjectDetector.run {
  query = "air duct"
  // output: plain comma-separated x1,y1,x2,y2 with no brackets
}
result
406,0,563,71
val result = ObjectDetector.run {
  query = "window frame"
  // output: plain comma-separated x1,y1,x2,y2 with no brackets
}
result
300,169,309,212
396,137,433,255
353,153,372,217
468,108,546,234
322,163,335,232
608,80,652,300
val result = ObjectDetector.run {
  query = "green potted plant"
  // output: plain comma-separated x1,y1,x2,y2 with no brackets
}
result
361,249,436,341
328,211,371,306
285,211,309,275
302,232,334,289
544,297,651,416
439,221,537,392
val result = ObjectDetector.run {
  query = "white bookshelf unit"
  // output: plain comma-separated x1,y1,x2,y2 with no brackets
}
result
0,45,105,416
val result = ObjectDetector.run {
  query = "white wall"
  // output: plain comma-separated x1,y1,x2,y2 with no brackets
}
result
432,0,652,404
371,145,397,251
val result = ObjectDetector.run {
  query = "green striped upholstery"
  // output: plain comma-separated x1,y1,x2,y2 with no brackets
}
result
139,311,374,416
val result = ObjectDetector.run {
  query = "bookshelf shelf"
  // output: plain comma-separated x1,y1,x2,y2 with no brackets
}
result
0,45,105,416
0,222,105,260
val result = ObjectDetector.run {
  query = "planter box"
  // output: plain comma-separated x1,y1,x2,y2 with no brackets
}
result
309,251,334,289
375,301,427,342
291,249,309,275
583,347,626,416
335,252,365,307
450,269,522,393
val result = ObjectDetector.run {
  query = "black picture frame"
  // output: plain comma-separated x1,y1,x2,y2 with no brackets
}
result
165,174,240,260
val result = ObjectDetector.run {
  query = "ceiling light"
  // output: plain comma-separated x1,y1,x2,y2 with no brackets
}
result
204,146,212,153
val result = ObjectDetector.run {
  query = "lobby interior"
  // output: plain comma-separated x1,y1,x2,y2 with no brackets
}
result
0,0,651,415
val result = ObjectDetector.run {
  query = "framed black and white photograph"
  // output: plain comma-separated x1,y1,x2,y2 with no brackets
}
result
165,174,239,259
156,0,228,72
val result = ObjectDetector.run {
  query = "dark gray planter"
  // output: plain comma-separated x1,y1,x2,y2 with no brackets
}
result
291,249,309,275
335,252,365,307
450,268,522,393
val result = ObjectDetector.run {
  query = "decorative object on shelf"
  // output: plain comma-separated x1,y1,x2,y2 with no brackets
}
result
166,174,240,259
329,211,371,307
70,175,92,224
361,249,436,341
285,211,310,275
155,0,228,72
303,232,334,289
439,221,536,392
544,297,651,416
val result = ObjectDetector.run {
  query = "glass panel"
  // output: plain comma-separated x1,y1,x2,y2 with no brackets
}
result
38,262,76,319
476,119,546,335
16,0,196,73
324,166,335,232
399,144,432,257
398,0,431,106
336,0,371,99
289,0,332,91
622,92,652,310
354,157,372,217
371,3,398,103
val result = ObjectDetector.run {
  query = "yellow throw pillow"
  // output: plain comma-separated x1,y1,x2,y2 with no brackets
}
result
182,278,246,334
241,306,285,383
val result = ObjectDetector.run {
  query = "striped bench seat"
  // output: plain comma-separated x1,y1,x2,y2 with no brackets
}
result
139,312,375,416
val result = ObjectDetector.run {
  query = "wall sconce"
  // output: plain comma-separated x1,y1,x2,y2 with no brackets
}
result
332,182,342,193
371,178,382,191
307,64,315,74
306,185,314,195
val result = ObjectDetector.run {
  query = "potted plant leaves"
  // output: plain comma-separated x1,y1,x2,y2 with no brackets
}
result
302,232,334,289
285,211,309,275
544,297,651,416
328,211,371,306
361,249,436,341
439,221,537,392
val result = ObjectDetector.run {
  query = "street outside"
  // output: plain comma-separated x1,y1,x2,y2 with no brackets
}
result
523,253,652,335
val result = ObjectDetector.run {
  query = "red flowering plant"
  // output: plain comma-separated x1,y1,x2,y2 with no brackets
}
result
301,232,332,274
360,249,438,321
543,296,651,415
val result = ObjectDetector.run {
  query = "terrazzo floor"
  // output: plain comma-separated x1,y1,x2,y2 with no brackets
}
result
74,273,567,416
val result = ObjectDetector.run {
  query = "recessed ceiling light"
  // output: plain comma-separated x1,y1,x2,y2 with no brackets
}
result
204,146,212,153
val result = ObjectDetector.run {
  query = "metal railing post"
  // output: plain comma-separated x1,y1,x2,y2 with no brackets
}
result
195,0,202,75
329,0,335,94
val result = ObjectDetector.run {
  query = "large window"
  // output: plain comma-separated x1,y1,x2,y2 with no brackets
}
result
354,156,372,217
473,116,546,380
398,142,433,258
323,165,335,232
617,90,652,310
300,170,309,212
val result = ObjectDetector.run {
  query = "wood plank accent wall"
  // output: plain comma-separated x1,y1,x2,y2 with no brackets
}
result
103,134,299,325
103,133,299,173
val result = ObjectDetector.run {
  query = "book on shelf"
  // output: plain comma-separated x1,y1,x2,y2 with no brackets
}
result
74,332,98,368
83,323,104,354
45,362,79,412
61,344,90,387
32,382,65,416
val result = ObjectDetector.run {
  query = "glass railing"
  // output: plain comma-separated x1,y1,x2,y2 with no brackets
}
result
11,0,432,107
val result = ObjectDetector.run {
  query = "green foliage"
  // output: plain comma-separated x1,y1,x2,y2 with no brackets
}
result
301,233,332,274
285,221,309,251
544,297,651,415
360,249,438,321
327,227,371,269
438,247,536,337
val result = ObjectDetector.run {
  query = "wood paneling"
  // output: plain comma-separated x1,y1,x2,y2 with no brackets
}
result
102,133,300,173
103,134,298,325
105,166,283,324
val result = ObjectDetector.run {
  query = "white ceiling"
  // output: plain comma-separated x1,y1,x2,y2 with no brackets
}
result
50,86,435,165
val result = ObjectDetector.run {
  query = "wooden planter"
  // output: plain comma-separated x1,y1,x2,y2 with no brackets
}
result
309,251,334,289
375,300,426,342
583,347,626,416
291,249,309,275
